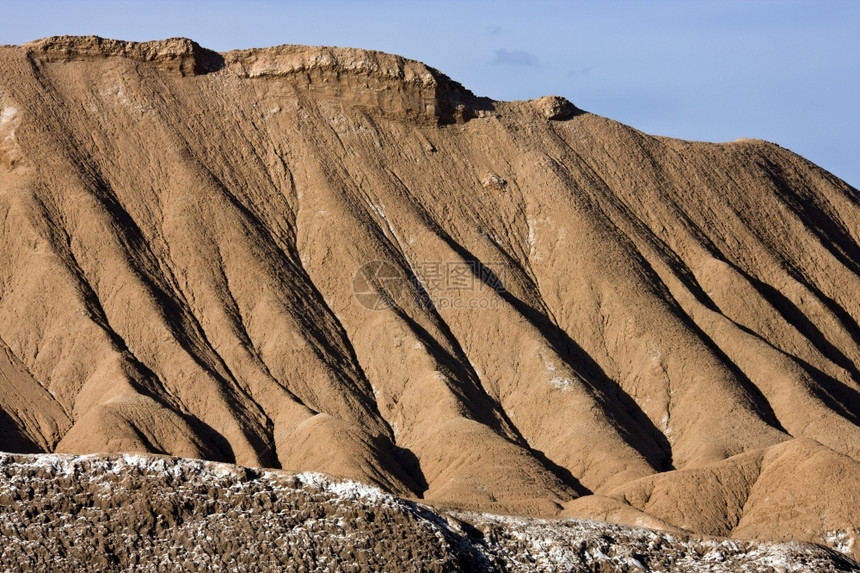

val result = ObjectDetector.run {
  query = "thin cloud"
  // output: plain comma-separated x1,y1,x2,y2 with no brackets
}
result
492,48,540,67
567,66,592,78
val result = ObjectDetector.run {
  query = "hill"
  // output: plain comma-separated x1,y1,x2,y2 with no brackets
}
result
1,36,858,562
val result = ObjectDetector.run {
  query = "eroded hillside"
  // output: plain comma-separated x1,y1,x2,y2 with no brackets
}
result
0,36,858,558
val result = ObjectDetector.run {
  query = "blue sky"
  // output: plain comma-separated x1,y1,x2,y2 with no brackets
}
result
3,0,858,187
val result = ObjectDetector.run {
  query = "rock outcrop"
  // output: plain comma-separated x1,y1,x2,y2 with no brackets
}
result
24,36,225,76
1,452,856,572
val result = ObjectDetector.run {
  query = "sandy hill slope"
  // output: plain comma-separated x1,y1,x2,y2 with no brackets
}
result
0,36,858,559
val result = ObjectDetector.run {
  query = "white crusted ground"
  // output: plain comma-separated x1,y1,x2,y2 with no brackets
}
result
0,452,857,572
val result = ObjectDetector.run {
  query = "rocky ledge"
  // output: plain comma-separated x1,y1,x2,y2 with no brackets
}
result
24,36,224,76
20,36,578,124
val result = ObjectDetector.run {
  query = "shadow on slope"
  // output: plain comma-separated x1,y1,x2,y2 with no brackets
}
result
0,409,41,454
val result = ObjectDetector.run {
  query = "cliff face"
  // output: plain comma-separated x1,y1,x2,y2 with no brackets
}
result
0,37,858,557
21,36,488,124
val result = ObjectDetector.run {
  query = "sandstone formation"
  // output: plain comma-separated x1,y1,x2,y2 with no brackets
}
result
0,36,858,561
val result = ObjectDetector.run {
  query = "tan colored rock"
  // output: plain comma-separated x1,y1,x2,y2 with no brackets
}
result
532,95,578,120
25,36,223,76
481,174,507,191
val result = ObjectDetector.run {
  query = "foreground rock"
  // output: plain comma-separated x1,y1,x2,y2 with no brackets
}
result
0,453,856,572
